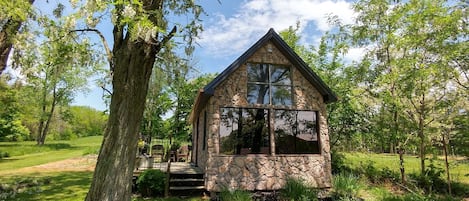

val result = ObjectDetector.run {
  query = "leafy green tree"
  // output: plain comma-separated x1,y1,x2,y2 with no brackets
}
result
349,0,467,176
69,106,108,137
14,11,101,145
168,72,217,142
62,1,204,200
141,65,172,140
0,79,29,141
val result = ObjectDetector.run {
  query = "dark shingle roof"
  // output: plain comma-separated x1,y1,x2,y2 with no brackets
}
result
190,28,337,122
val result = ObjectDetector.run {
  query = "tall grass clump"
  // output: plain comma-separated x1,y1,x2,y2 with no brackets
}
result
281,177,318,201
332,173,363,200
219,189,252,201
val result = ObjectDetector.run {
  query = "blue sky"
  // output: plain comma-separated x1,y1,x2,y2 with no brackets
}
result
71,0,358,111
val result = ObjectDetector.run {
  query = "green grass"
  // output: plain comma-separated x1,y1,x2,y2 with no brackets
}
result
344,152,469,184
0,136,205,201
1,171,93,201
0,136,102,172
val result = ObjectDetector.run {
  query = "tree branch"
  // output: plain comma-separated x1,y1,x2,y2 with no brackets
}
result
70,28,113,70
100,85,112,96
154,26,177,53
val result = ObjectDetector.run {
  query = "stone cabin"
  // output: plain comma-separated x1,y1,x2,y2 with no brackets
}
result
189,28,337,192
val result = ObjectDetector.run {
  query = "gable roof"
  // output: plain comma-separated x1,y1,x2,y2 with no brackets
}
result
190,28,337,122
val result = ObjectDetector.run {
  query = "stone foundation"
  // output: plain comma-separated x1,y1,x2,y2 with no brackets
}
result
206,155,331,192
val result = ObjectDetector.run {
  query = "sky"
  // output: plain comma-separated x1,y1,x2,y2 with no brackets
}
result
71,0,358,111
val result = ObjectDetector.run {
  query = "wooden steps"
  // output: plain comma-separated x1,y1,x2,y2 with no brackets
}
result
169,173,205,196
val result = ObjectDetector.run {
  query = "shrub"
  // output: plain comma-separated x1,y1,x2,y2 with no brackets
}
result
409,161,445,194
332,173,362,201
354,161,399,184
331,151,351,174
136,169,167,197
219,189,253,201
281,177,318,201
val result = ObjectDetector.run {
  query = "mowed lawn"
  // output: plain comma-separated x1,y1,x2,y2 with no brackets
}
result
0,136,101,201
1,137,468,200
0,136,102,172
344,152,469,184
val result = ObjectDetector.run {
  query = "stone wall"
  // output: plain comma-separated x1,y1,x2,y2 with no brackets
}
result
203,41,332,191
206,155,330,191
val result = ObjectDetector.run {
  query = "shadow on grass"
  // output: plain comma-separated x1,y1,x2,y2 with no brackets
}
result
42,143,74,150
0,158,19,163
12,171,94,201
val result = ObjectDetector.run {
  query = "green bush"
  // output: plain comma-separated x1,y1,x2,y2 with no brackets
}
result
281,177,318,201
354,160,399,184
409,161,445,194
219,189,252,201
331,151,351,174
136,169,167,197
332,173,363,201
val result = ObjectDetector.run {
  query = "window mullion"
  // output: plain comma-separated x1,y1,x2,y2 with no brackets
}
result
268,64,272,105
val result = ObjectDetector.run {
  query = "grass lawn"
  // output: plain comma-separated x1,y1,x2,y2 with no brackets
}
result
344,152,469,184
0,136,102,173
1,171,93,201
0,136,205,201
2,137,468,200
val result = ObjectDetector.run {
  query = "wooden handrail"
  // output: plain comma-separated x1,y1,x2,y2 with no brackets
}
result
164,159,171,197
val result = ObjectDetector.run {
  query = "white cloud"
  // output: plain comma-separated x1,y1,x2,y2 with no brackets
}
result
198,0,355,57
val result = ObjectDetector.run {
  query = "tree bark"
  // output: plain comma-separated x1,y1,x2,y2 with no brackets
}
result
418,93,426,175
442,131,451,196
0,0,35,75
398,147,406,184
85,39,156,201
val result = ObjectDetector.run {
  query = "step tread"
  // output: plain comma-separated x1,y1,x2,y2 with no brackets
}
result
170,178,204,182
170,186,205,190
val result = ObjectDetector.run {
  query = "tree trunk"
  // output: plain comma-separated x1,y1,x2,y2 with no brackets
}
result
442,131,451,196
398,147,406,184
37,77,48,145
85,40,155,201
0,0,35,75
418,94,426,175
0,19,19,75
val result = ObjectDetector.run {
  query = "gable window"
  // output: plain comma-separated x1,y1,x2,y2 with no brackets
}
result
247,63,292,106
219,108,270,155
274,110,320,154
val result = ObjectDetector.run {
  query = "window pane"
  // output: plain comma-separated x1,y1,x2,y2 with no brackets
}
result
219,108,270,155
219,108,239,155
274,110,319,154
240,108,270,154
247,84,269,104
270,65,291,85
248,63,269,83
272,85,292,106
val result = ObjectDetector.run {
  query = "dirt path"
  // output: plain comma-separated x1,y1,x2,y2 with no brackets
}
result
9,155,97,174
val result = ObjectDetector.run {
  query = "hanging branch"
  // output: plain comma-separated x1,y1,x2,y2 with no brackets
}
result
70,28,113,70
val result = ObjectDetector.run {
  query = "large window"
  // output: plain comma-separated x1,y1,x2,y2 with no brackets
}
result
219,108,320,155
247,63,292,106
219,108,270,155
274,110,319,154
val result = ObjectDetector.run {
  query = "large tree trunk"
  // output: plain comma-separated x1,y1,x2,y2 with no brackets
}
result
85,39,155,201
0,19,19,75
0,0,35,75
